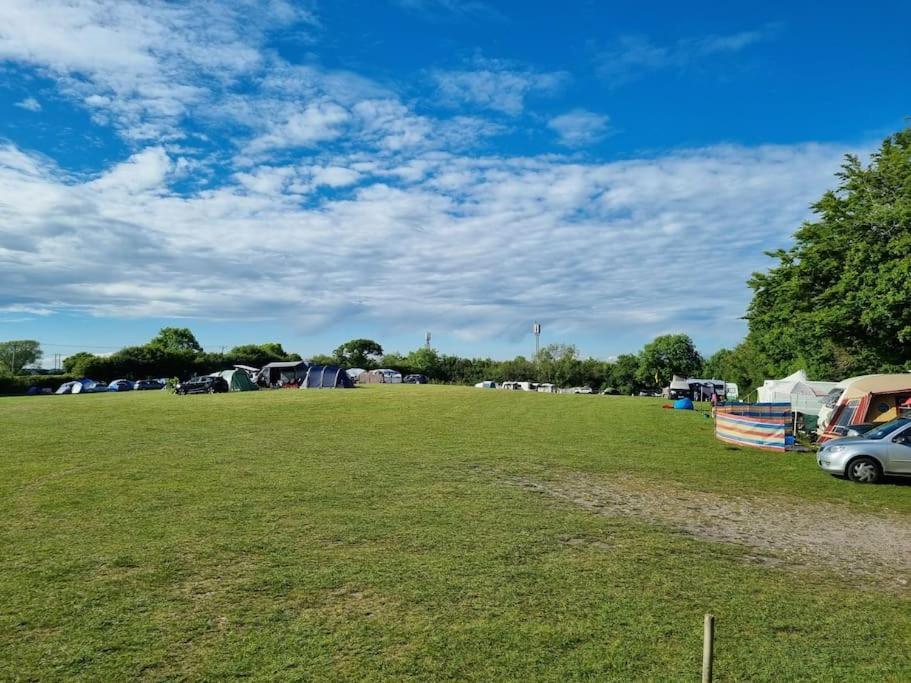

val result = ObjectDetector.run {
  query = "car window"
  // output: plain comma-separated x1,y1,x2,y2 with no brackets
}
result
865,418,911,440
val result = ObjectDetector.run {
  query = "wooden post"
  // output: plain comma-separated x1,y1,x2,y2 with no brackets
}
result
702,614,715,683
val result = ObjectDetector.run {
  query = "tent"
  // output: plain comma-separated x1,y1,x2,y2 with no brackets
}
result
211,369,259,391
55,378,107,394
347,368,366,381
757,370,835,403
301,365,354,389
673,397,694,410
257,361,309,386
359,369,402,384
818,374,911,441
474,381,497,389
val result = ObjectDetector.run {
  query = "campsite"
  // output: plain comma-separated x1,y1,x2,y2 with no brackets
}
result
2,385,909,680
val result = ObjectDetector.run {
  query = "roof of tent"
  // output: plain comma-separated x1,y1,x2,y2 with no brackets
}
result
669,375,690,391
260,361,308,370
840,374,911,400
212,369,258,391
758,370,837,403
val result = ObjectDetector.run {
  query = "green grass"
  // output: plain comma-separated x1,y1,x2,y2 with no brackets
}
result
1,386,908,680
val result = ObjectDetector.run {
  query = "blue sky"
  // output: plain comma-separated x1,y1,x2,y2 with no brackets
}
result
0,0,908,364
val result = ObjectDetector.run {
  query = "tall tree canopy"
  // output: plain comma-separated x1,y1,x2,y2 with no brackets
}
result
747,127,911,378
0,340,42,375
334,339,383,368
636,334,703,389
148,327,203,353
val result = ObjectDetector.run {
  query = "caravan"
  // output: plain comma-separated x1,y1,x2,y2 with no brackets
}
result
817,374,911,442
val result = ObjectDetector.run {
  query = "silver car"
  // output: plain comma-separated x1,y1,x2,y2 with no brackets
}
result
817,418,911,483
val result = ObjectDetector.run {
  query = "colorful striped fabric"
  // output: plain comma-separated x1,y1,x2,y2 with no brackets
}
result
716,402,791,419
715,411,789,451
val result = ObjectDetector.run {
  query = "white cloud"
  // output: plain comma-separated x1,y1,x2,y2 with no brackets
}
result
0,140,852,346
245,101,351,154
0,0,313,139
548,110,610,147
596,29,771,86
431,56,567,115
14,96,42,111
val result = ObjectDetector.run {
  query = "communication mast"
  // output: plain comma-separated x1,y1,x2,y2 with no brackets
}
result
425,331,432,349
533,321,541,358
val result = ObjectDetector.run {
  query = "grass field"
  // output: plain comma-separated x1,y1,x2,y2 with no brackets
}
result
2,385,909,681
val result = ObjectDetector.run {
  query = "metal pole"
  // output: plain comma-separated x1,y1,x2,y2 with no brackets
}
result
702,614,715,683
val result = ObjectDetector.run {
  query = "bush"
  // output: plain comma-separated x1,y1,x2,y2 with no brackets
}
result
0,374,74,395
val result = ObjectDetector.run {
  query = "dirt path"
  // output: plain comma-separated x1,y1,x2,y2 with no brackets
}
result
508,472,911,590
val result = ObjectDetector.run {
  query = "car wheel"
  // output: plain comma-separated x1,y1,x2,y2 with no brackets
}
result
846,456,881,484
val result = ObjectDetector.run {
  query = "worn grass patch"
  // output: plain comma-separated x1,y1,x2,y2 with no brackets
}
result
1,386,909,680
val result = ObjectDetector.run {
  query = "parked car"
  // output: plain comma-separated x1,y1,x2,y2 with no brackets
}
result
175,376,229,395
817,417,911,483
403,374,428,384
134,379,165,391
107,379,134,392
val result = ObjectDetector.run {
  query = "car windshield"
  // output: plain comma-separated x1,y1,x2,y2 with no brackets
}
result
863,418,911,440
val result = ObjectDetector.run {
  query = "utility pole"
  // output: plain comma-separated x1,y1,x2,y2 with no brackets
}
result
533,321,541,359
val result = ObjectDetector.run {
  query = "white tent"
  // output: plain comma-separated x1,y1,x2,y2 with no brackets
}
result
757,370,837,413
347,368,366,381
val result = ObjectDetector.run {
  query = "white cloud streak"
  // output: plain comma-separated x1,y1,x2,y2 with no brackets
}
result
548,110,610,147
596,29,771,86
0,141,850,343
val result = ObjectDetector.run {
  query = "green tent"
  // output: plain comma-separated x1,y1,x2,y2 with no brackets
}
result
212,369,259,392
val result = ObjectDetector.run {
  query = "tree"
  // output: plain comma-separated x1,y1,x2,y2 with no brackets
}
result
0,340,42,375
405,347,441,378
747,127,911,379
148,327,202,353
609,354,640,394
334,339,384,368
62,351,98,376
636,334,703,390
536,343,581,387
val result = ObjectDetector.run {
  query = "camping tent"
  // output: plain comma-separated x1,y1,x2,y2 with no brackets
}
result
359,369,402,384
674,397,694,410
346,368,366,381
55,378,107,394
301,365,354,389
757,370,836,415
257,361,309,386
474,381,497,389
211,369,259,391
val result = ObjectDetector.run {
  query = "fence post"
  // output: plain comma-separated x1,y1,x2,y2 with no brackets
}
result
702,613,715,683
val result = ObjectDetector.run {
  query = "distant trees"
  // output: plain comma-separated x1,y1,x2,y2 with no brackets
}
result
62,351,98,376
636,334,703,390
149,327,202,353
0,340,42,375
333,339,383,368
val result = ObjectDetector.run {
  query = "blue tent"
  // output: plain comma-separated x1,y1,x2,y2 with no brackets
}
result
674,397,694,410
301,365,354,389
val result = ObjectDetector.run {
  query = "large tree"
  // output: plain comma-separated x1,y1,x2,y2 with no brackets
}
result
747,127,911,378
334,339,383,368
0,340,42,375
636,334,703,389
148,327,203,353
